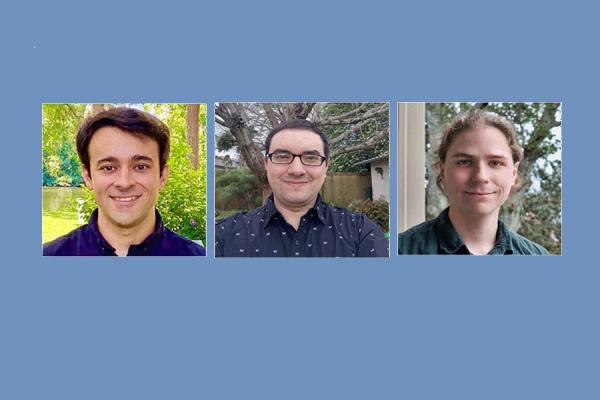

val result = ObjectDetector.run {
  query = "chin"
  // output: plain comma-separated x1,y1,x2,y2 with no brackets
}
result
467,205,501,217
111,217,139,228
283,193,313,205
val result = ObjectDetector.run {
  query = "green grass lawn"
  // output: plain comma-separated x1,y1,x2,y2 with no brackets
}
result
42,210,80,244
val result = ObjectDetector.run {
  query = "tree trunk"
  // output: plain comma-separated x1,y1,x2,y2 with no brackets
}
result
186,104,199,169
215,103,268,188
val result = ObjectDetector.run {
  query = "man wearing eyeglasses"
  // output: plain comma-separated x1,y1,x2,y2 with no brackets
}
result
215,119,388,257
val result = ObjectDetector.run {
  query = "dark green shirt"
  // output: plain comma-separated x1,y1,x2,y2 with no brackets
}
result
398,208,549,255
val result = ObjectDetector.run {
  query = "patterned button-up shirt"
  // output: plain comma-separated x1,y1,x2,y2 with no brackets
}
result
216,195,388,257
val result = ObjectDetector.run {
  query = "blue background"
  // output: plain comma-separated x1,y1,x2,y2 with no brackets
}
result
2,1,598,399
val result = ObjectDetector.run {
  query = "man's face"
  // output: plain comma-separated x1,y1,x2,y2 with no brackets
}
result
440,125,518,219
82,126,168,230
265,128,328,210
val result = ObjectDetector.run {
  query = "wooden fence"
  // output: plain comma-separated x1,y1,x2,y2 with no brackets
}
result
320,172,371,207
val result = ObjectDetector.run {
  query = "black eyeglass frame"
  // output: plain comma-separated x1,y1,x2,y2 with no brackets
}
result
266,151,327,166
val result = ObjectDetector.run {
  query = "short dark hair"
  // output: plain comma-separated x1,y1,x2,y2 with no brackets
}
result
264,119,329,159
76,107,170,174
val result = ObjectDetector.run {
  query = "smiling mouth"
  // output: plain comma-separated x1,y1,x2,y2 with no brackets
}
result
465,191,496,196
110,195,142,203
283,181,309,185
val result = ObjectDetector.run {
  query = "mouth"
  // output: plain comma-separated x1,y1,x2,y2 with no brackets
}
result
464,191,496,197
283,180,309,186
110,195,142,203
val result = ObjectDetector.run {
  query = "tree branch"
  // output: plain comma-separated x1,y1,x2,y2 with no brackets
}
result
524,103,561,161
330,129,388,159
329,118,374,147
318,103,387,126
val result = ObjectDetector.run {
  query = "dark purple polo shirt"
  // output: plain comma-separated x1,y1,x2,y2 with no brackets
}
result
43,209,205,256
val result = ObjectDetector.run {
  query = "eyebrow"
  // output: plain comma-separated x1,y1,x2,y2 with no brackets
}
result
271,148,322,155
96,155,154,165
450,152,509,160
132,155,154,163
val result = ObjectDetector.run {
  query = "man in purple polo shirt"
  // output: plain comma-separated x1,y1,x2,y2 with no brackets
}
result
44,107,205,256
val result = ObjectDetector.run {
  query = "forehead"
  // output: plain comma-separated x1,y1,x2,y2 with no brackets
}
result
270,128,325,154
88,126,160,161
447,125,512,157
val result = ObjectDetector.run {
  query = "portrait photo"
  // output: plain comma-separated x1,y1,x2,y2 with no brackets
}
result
42,103,207,256
397,102,562,255
214,102,390,257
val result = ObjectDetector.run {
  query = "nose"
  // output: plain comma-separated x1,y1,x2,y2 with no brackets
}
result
115,168,135,189
472,162,490,183
287,156,307,175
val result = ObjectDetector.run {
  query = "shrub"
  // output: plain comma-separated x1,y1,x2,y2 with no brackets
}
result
348,199,389,232
215,168,262,211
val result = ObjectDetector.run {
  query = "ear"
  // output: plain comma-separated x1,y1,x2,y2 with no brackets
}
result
82,166,94,190
437,164,446,191
263,155,268,169
438,164,445,181
159,164,170,191
512,161,520,184
323,159,329,174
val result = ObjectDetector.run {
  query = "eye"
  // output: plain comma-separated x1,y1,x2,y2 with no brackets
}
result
134,164,150,171
272,152,292,162
302,154,323,165
456,159,471,166
100,165,115,172
490,160,505,167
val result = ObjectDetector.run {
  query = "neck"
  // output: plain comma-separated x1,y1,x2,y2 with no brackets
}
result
97,210,157,256
273,196,317,230
448,207,498,255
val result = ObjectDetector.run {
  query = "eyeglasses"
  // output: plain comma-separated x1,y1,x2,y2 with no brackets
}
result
267,151,327,166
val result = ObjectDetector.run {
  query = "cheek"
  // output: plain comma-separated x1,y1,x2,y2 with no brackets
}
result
135,174,160,190
269,166,288,180
312,170,326,184
444,169,465,185
503,174,517,190
90,176,111,191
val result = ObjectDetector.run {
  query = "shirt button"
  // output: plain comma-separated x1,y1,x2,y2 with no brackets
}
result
295,240,300,245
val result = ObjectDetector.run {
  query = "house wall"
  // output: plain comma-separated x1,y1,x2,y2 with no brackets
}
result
370,158,389,202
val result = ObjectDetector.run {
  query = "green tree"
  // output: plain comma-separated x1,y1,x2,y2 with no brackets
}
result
317,103,389,172
42,104,86,186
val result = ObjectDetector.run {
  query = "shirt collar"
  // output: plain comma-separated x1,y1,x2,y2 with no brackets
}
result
261,194,327,229
434,208,514,255
88,208,166,255
492,220,515,255
435,208,467,254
